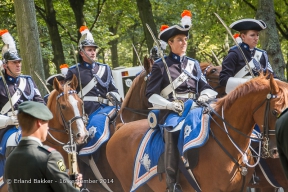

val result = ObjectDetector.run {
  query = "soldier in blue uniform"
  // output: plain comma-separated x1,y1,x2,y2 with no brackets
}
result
0,30,44,189
219,19,274,93
4,101,81,192
65,26,120,116
145,10,217,192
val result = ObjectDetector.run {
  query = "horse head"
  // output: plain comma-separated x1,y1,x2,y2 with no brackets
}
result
200,62,226,98
216,73,288,159
115,56,152,130
48,74,89,145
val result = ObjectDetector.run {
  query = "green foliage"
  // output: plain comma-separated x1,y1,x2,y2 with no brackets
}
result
0,0,287,76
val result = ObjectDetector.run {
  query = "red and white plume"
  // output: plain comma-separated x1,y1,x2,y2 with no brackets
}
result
0,29,17,53
233,33,242,44
181,10,192,28
79,26,94,42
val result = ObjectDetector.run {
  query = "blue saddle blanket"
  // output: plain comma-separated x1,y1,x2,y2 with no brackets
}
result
79,105,115,155
130,107,210,191
0,126,21,187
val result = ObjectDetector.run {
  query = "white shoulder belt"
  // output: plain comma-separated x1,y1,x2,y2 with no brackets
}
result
160,60,195,99
1,77,26,115
234,50,262,78
78,65,106,98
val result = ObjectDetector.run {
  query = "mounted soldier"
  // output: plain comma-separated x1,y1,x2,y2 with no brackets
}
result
219,19,275,93
145,10,217,192
0,29,43,188
65,26,120,160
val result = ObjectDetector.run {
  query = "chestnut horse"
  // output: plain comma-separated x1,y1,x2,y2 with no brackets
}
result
115,56,152,130
45,75,123,192
200,62,225,98
107,74,288,192
199,64,288,192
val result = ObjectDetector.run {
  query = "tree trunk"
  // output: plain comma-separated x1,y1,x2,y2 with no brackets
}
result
68,0,85,40
136,0,157,51
43,0,66,74
256,0,285,80
109,26,119,69
14,0,46,95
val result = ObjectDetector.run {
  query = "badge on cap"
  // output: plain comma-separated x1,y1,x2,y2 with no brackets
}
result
57,159,66,172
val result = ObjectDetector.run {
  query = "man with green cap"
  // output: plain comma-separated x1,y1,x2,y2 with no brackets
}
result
4,101,81,192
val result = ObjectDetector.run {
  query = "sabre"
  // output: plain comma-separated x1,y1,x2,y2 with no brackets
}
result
211,49,221,66
0,60,16,116
71,44,87,125
131,43,144,69
214,13,255,78
34,71,50,94
145,23,177,100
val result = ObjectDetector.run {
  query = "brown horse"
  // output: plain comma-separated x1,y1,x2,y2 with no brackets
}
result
44,74,89,165
115,56,152,130
45,75,123,192
199,64,288,192
200,62,226,98
107,74,288,192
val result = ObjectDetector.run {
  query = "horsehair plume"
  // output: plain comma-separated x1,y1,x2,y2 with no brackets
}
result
79,25,94,42
233,33,242,44
0,29,17,53
160,25,169,32
181,10,192,28
60,63,69,76
159,40,167,50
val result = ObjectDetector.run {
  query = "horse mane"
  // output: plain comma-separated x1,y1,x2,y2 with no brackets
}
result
120,71,144,109
214,73,288,111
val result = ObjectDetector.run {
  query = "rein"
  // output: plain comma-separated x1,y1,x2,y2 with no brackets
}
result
47,90,86,146
199,92,277,191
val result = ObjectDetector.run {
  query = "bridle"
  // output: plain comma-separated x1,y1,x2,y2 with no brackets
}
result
252,93,278,158
48,90,87,146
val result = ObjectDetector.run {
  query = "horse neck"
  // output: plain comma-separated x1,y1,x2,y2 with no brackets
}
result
213,91,267,151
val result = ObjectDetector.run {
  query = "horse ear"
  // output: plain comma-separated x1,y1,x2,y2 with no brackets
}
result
270,75,279,94
70,74,78,90
53,77,63,92
143,55,152,74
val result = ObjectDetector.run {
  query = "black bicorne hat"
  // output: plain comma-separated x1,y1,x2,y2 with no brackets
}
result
158,10,192,43
229,19,267,31
46,74,65,86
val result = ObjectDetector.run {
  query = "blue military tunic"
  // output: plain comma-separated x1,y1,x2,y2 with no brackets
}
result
219,42,274,87
65,62,118,116
146,52,212,101
0,73,43,138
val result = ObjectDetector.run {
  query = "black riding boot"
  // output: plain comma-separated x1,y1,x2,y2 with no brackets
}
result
164,129,182,192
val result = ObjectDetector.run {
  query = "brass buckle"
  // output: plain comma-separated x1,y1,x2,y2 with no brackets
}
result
98,97,103,103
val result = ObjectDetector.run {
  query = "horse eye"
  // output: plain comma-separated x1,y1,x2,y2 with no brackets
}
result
61,105,66,110
211,69,216,73
272,109,278,116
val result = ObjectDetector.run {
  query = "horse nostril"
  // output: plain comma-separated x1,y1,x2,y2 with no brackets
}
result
76,133,81,138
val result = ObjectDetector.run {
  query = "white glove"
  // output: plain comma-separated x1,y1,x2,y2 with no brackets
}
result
7,115,18,126
166,101,183,113
197,94,209,103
